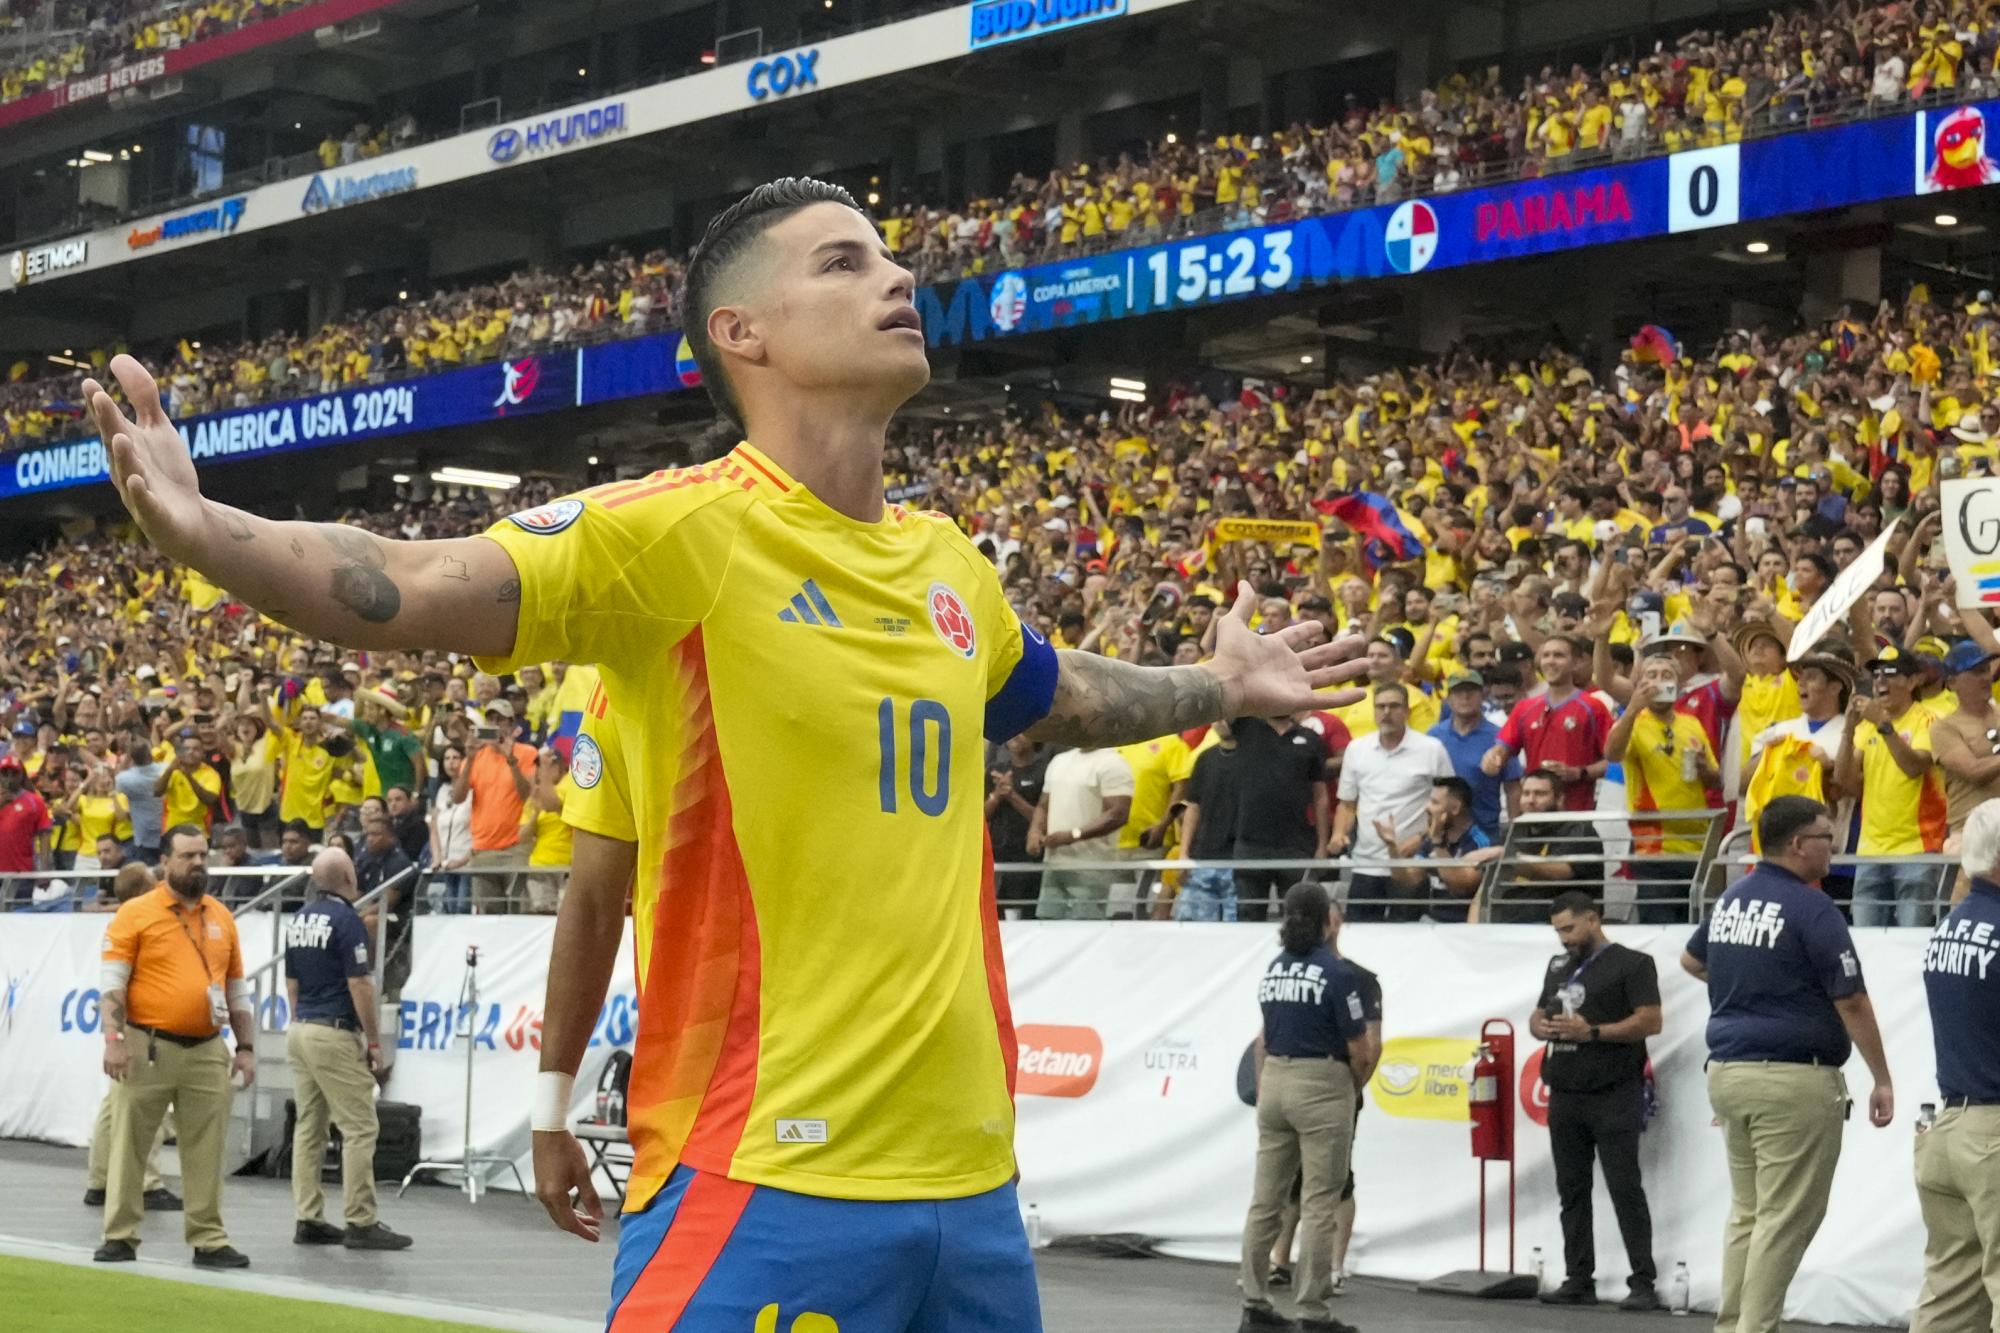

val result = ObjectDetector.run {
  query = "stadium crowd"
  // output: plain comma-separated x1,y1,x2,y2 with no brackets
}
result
6,267,2000,925
9,0,2000,449
0,0,322,104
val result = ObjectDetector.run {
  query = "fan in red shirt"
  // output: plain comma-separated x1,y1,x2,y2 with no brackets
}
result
0,755,54,899
1480,637,1610,812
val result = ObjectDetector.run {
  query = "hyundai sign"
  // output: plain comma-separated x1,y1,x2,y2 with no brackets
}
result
969,0,1127,48
486,102,629,163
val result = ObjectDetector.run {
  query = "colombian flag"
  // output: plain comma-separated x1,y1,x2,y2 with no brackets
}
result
1314,493,1425,563
548,664,603,763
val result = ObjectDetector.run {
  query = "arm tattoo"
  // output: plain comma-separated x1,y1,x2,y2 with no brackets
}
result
220,510,255,543
496,579,521,604
1028,650,1225,748
102,989,126,1036
439,555,471,582
320,524,402,624
289,537,305,559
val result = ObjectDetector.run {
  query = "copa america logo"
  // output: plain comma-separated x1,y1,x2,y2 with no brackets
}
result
488,127,524,163
989,273,1028,333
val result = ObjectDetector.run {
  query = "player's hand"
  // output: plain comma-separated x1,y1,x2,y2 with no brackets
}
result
533,1130,604,1242
85,356,210,565
1208,581,1368,714
1868,1082,1895,1128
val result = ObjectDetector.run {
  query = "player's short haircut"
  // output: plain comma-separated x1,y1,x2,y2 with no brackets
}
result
683,177,867,432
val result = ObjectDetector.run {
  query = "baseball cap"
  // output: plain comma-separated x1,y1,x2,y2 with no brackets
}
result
0,755,21,773
135,664,157,680
485,699,516,719
1446,670,1486,692
1866,646,1920,675
1944,640,1997,675
11,720,34,737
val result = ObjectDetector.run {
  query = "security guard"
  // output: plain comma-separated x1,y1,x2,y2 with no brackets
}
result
1239,882,1379,1333
1911,797,2000,1331
83,863,177,1211
94,824,254,1268
1530,890,1663,1310
1682,795,1895,1333
284,847,412,1251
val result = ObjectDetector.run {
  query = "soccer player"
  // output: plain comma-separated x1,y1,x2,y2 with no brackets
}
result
85,177,1366,1331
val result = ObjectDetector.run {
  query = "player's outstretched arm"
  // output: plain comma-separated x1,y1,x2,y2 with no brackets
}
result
1028,581,1367,748
85,355,519,657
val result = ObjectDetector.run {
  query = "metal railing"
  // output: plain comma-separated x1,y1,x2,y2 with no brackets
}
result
0,862,308,912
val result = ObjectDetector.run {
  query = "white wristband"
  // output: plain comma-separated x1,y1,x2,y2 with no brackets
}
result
531,1071,575,1133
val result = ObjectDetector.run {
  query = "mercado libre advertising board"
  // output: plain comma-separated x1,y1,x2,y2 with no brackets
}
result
1212,518,1321,545
1789,518,1898,662
1940,478,2000,608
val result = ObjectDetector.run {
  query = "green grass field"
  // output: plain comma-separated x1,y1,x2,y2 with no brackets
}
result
3,1254,500,1332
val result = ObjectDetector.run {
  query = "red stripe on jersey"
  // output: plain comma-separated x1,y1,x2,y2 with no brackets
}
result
979,824,1019,1102
606,1170,755,1333
622,630,763,1201
734,448,790,492
600,478,682,510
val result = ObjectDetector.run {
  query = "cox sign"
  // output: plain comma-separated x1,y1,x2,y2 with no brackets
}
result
747,48,821,100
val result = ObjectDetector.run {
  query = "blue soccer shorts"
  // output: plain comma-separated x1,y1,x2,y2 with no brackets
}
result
606,1164,1043,1332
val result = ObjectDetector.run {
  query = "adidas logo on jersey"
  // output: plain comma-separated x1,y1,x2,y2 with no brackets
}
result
776,579,843,627
775,1118,829,1144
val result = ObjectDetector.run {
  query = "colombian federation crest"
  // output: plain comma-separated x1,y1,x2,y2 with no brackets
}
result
928,582,977,658
507,498,585,535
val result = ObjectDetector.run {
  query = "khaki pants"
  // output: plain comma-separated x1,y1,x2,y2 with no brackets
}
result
523,871,563,914
1707,1062,1848,1333
103,1034,231,1249
1912,1104,2000,1333
1035,866,1112,920
1241,1056,1357,1323
467,846,519,913
287,1021,380,1228
87,1092,166,1193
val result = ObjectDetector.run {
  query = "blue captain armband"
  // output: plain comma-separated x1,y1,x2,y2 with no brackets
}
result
984,623,1059,742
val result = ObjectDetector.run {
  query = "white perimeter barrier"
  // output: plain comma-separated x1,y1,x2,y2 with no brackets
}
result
0,916,1938,1327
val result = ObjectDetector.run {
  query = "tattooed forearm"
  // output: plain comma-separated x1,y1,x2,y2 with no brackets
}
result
220,510,255,542
101,988,126,1037
1028,650,1226,747
320,524,402,624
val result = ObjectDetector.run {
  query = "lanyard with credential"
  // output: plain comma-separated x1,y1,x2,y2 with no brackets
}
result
171,900,216,984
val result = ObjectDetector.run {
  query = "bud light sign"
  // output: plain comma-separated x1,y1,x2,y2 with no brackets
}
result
968,0,1127,48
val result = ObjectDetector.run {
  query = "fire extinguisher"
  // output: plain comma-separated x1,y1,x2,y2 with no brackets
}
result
1468,1021,1514,1162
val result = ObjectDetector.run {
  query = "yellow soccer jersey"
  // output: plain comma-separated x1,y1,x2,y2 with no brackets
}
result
477,444,1057,1210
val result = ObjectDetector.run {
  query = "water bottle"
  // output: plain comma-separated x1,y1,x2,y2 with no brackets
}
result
1531,1245,1546,1293
1679,743,1699,784
1025,1203,1043,1250
1669,1261,1691,1316
1918,1102,1938,1134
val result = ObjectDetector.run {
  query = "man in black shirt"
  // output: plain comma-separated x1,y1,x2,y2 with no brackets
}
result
1487,769,1601,922
1230,714,1330,922
1528,891,1663,1310
985,734,1051,913
1176,725,1241,920
353,817,414,1002
283,848,411,1251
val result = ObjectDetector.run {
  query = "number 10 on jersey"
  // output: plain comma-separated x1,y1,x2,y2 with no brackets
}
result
878,697,952,816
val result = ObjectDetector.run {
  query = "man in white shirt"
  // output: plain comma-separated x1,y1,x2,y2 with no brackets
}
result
1330,683,1455,920
1029,746,1135,920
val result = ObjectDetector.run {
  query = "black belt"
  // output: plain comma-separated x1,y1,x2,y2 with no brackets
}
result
1267,1053,1350,1065
1713,1055,1835,1068
295,1016,360,1032
130,1023,218,1049
1941,1096,2000,1109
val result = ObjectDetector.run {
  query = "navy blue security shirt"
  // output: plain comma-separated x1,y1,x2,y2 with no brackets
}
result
1924,877,2000,1102
284,893,372,1024
1687,863,1864,1065
1259,944,1369,1061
